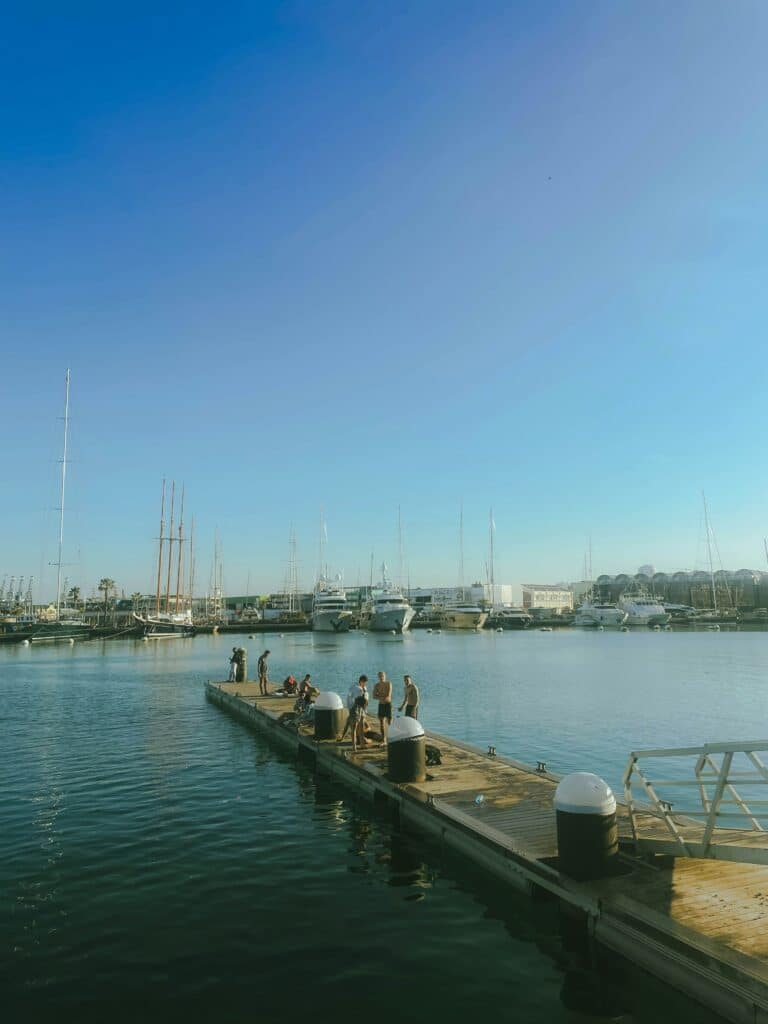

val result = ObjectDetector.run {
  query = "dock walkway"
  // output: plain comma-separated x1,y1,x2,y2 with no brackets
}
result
206,681,768,1024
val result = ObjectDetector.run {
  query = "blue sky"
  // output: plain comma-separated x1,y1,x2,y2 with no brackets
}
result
2,1,768,600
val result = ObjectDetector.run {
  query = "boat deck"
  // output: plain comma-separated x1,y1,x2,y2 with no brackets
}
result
207,681,768,1023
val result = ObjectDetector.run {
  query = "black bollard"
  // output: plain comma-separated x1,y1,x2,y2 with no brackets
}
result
313,692,344,740
554,773,618,881
387,718,426,783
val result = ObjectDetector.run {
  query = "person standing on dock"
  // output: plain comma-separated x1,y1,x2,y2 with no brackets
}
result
228,647,239,682
373,670,393,744
398,675,419,719
340,674,368,745
257,649,270,695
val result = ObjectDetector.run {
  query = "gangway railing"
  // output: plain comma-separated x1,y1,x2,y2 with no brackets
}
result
623,740,768,859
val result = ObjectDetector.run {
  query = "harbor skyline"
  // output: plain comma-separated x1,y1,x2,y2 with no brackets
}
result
4,2,768,594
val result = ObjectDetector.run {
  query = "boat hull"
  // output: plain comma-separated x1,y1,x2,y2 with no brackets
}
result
574,607,628,628
134,613,196,638
0,621,93,643
312,611,353,632
439,609,488,630
365,606,416,633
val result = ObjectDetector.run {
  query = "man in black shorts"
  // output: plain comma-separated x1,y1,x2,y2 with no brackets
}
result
374,670,393,744
257,649,270,696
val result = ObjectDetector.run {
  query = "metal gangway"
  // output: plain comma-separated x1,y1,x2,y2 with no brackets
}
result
623,740,768,864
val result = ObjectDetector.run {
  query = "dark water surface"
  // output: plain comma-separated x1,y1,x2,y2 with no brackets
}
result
3,629,756,1022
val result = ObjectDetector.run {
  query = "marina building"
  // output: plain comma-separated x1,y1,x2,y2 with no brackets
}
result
408,583,514,610
593,570,768,610
521,584,574,612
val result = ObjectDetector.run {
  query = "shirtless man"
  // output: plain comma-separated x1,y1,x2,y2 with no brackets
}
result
375,670,393,744
398,674,419,719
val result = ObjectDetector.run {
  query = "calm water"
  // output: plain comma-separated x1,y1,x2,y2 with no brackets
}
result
3,628,761,1023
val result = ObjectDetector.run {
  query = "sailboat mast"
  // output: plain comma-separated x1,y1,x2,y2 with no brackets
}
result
174,485,185,612
703,492,717,612
165,481,176,613
488,507,495,607
55,369,71,620
764,538,768,570
188,515,195,614
155,479,166,615
318,507,326,581
459,502,465,599
397,506,404,589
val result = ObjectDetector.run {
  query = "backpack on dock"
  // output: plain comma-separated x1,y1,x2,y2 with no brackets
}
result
425,744,442,767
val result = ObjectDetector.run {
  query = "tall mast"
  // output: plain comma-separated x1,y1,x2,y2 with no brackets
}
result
318,507,327,580
188,515,195,614
764,538,768,570
703,492,717,612
165,481,176,613
459,502,465,599
397,505,404,589
155,479,166,614
55,369,71,620
174,485,185,612
488,507,495,607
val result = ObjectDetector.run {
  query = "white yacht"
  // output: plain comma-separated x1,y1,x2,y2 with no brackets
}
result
439,600,488,630
311,575,353,632
360,565,415,633
619,589,670,627
574,599,627,628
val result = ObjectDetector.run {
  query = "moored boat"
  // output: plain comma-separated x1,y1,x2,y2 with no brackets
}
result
574,599,627,628
439,602,488,630
359,565,415,633
619,589,670,627
488,608,532,630
312,576,353,632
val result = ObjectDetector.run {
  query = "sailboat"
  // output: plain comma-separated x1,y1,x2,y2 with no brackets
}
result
134,480,196,638
696,493,736,624
23,371,93,643
439,506,488,630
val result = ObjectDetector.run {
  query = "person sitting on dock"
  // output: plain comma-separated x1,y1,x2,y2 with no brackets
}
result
282,675,297,695
373,670,393,744
257,649,270,696
398,675,419,720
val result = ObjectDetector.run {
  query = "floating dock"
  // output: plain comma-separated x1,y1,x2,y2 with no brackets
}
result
206,681,768,1024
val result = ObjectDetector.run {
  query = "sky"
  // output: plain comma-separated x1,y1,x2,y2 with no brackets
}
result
2,1,768,601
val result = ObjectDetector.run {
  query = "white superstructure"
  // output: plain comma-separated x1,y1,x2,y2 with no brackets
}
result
619,590,670,627
360,565,415,633
573,599,627,628
311,575,353,632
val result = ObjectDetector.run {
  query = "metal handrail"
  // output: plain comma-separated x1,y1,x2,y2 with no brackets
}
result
623,740,768,858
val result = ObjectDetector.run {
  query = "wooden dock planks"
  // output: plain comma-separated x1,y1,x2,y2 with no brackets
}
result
207,681,768,1023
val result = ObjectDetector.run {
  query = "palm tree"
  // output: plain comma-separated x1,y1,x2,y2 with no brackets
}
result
98,578,116,625
130,592,144,613
68,586,81,610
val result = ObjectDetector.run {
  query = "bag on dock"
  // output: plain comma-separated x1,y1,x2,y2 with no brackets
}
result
425,744,442,767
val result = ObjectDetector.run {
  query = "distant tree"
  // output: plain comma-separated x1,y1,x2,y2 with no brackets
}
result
98,578,116,624
130,592,144,612
68,586,82,609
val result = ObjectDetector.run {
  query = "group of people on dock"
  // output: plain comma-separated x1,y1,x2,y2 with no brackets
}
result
227,649,420,750
341,671,420,752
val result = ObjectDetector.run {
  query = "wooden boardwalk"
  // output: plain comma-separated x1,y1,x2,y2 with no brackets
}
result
207,682,768,1024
